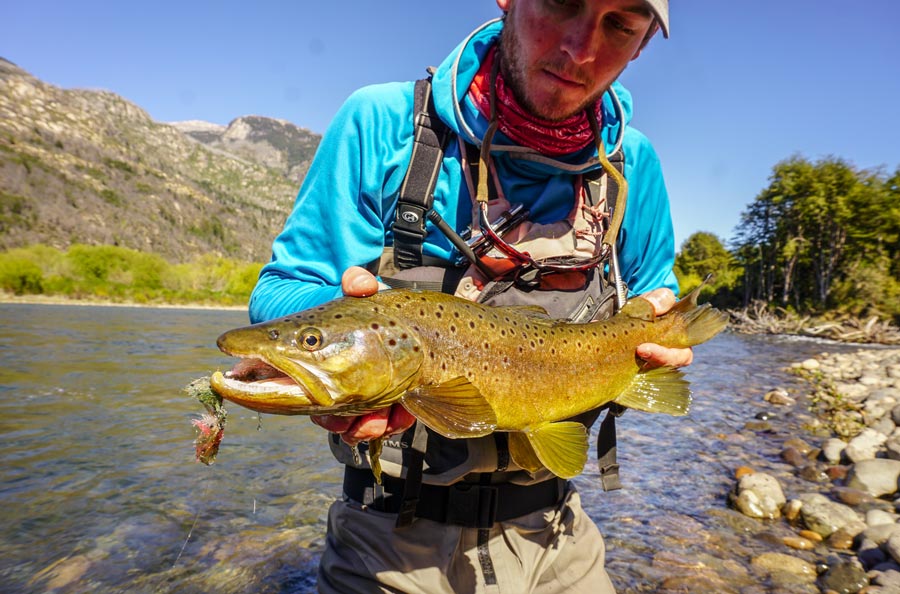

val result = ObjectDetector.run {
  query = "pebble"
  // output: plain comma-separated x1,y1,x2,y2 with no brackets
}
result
731,472,786,520
819,559,870,593
734,466,755,479
750,552,817,582
799,529,824,542
765,387,797,406
783,535,815,550
802,358,821,370
847,459,900,497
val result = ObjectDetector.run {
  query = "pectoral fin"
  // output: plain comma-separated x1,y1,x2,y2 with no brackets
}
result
401,377,497,439
509,432,543,473
614,366,691,416
525,421,589,479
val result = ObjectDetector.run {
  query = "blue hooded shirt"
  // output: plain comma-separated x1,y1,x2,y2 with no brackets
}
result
249,19,678,323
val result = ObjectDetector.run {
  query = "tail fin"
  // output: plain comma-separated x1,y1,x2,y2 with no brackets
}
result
682,303,729,346
671,276,728,346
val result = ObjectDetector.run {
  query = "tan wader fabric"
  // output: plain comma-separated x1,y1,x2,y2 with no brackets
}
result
317,486,616,594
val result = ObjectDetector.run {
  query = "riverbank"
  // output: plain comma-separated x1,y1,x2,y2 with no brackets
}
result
0,292,246,311
726,346,900,593
729,303,900,345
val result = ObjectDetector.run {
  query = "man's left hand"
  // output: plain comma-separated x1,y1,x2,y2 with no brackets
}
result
635,288,693,368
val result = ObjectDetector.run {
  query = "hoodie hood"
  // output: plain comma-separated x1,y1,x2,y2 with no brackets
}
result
429,18,634,170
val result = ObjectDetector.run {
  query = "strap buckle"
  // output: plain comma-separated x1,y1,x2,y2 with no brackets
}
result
446,484,498,529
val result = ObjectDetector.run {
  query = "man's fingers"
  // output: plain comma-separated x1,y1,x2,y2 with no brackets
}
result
341,266,380,297
384,404,417,436
636,343,694,369
311,414,355,433
340,408,391,446
640,288,676,316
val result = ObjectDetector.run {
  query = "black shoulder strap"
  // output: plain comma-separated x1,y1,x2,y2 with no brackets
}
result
392,77,453,270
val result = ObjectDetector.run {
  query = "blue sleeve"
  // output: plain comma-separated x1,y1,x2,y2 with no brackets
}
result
616,130,680,297
248,83,416,323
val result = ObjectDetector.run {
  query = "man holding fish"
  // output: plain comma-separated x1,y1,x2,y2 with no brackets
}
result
241,1,697,592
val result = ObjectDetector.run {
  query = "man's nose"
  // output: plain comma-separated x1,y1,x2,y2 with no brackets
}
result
560,19,601,65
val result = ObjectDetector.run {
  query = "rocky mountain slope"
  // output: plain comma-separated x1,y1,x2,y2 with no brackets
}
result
0,57,321,263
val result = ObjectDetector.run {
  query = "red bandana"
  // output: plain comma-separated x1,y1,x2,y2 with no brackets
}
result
468,46,600,157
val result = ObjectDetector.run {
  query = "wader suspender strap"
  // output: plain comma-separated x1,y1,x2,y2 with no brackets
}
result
585,150,628,492
391,78,453,270
395,422,429,528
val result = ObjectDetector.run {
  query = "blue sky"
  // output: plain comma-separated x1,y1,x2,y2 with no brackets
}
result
4,1,900,250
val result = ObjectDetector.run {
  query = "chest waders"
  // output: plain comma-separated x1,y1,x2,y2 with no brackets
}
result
340,77,628,537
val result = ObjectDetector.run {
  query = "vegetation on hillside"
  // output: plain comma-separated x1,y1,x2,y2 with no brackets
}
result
0,244,261,306
677,156,900,324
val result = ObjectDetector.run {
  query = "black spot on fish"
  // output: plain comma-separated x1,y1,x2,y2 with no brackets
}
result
371,323,380,330
453,311,461,319
413,346,420,353
435,312,442,319
483,342,490,350
389,320,396,326
468,321,476,329
419,309,426,316
551,348,557,356
450,325,457,333
538,338,544,345
334,314,343,319
401,333,408,339
388,339,397,347
529,340,536,349
500,330,507,337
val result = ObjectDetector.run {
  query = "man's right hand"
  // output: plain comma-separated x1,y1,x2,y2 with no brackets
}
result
310,267,417,445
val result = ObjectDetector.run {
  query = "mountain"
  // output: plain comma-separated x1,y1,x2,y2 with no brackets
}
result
171,116,319,184
0,57,321,263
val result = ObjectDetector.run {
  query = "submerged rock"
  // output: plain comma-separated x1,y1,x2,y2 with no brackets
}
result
731,472,786,519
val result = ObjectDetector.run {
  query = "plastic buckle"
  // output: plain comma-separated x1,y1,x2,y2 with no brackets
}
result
446,484,498,529
395,497,419,529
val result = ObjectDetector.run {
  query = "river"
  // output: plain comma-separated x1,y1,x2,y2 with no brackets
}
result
0,303,866,593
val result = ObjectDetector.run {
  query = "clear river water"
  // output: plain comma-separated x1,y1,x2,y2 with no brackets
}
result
0,303,867,593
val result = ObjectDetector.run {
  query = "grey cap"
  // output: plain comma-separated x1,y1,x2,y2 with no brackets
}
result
644,0,669,38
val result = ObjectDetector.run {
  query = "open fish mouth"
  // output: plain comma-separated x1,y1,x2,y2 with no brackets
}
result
226,358,297,386
210,357,322,415
210,356,333,414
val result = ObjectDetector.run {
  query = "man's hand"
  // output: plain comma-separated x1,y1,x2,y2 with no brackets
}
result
635,288,694,368
311,267,417,445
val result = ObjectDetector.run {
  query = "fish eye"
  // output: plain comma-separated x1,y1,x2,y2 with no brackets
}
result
299,328,323,351
267,329,280,340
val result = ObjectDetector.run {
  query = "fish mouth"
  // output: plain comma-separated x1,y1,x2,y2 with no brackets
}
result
209,355,335,415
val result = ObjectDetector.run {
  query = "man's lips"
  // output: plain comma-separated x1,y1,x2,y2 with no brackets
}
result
543,68,584,88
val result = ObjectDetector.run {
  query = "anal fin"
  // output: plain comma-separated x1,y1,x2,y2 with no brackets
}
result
526,421,589,479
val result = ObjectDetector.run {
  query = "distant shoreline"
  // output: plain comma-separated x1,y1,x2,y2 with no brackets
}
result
0,293,246,311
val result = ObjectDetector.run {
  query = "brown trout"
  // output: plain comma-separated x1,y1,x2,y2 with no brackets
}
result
209,286,727,480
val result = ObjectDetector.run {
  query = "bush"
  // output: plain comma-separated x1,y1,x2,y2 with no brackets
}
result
0,254,43,294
